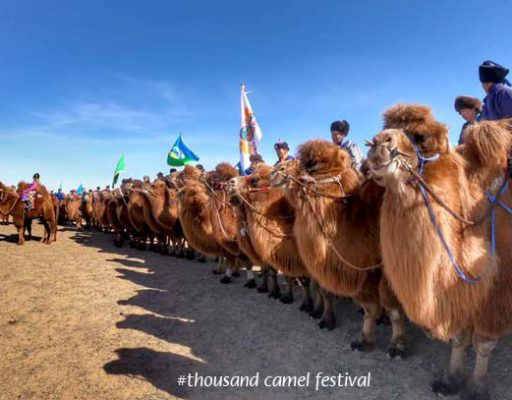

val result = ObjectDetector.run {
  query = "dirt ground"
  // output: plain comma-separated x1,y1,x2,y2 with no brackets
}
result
1,223,511,400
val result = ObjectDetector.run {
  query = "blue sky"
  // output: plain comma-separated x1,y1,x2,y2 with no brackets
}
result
1,0,511,191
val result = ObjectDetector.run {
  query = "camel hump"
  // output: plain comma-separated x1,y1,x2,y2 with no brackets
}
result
382,103,433,129
463,120,512,171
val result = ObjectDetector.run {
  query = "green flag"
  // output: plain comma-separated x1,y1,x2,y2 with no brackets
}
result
167,133,199,167
112,155,126,187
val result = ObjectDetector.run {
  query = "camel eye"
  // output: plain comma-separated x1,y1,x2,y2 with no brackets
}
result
250,178,258,186
414,134,424,144
385,136,393,144
305,160,317,170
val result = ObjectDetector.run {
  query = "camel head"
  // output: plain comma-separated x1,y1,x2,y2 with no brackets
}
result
367,104,451,186
269,159,300,190
227,164,276,203
272,140,360,197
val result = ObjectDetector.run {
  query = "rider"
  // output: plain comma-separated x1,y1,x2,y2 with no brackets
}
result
274,140,294,166
330,120,363,170
21,173,40,210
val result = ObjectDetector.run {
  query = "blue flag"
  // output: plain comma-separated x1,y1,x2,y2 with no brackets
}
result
167,133,199,166
76,184,84,195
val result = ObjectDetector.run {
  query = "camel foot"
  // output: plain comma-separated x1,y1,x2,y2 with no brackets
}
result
387,338,409,359
460,380,490,400
268,289,281,299
232,270,241,278
220,276,232,284
212,269,222,275
244,279,257,289
431,372,468,396
185,250,195,260
377,313,391,326
350,339,375,352
197,255,206,263
318,315,336,331
299,299,314,313
257,285,269,293
279,293,294,304
309,307,323,319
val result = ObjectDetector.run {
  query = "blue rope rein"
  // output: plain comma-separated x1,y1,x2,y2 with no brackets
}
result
404,133,491,283
486,181,512,257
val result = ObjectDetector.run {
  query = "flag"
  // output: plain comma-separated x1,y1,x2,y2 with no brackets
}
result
76,184,84,195
58,182,62,191
240,83,263,173
112,155,126,188
167,133,199,166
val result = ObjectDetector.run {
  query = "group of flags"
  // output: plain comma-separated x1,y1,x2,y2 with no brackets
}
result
109,83,262,187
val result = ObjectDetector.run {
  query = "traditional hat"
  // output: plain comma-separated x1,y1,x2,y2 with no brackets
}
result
479,60,509,83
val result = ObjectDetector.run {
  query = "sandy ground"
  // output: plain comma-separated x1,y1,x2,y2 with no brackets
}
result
1,223,511,400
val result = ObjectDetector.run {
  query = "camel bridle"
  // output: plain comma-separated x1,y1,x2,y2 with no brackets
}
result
273,165,382,272
232,178,294,239
388,131,512,283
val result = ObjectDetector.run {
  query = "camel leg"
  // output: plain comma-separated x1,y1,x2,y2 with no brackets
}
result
220,257,233,284
268,268,281,299
257,266,270,293
279,277,294,304
431,329,472,396
386,308,408,359
244,267,257,289
351,300,381,351
460,334,497,400
17,224,25,245
298,278,314,313
212,256,224,275
318,291,336,330
310,282,325,319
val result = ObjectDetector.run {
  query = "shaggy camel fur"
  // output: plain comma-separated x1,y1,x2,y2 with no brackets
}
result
271,143,406,354
127,180,155,250
367,104,512,399
178,165,241,281
92,190,112,231
203,163,251,283
140,179,184,255
65,194,82,226
0,181,56,245
229,164,314,306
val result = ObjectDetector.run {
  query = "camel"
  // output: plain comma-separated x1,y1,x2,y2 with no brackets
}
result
139,179,185,256
80,192,93,229
228,163,314,307
366,103,512,399
270,142,406,356
202,163,251,283
126,180,154,250
178,165,233,276
65,193,82,226
91,190,112,231
108,183,133,247
0,181,56,245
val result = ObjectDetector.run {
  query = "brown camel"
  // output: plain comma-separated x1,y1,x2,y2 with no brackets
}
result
366,103,512,399
202,163,250,283
140,179,185,256
65,193,82,226
126,180,154,250
0,181,56,245
178,165,231,275
270,142,406,356
228,163,314,307
91,190,112,231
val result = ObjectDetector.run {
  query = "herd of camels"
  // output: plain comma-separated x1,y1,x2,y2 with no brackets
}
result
1,103,511,400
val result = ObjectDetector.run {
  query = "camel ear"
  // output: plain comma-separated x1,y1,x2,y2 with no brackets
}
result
365,139,375,147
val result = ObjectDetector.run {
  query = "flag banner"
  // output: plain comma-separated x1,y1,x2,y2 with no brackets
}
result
112,155,126,188
58,182,62,191
167,133,199,167
76,184,84,195
240,83,263,173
